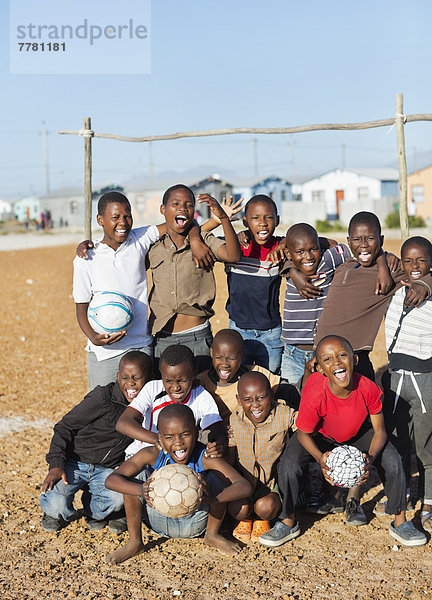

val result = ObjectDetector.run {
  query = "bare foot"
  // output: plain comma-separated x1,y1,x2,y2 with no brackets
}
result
105,540,145,565
204,533,242,555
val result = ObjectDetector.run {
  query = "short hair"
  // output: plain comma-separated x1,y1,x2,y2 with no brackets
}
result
119,350,152,375
315,335,354,357
159,344,196,370
97,191,130,216
213,328,244,350
158,403,196,431
237,371,271,395
286,223,319,246
244,194,278,217
162,184,195,206
348,211,381,236
401,236,432,260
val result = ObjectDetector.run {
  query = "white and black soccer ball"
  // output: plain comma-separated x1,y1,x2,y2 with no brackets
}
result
149,464,203,519
326,445,366,488
87,291,134,334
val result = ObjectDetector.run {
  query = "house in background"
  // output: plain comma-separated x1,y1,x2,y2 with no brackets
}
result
300,168,399,221
251,176,292,215
191,175,233,219
407,164,432,223
14,196,41,222
0,199,13,221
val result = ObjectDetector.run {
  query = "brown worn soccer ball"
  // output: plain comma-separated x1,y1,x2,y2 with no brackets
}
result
149,463,203,518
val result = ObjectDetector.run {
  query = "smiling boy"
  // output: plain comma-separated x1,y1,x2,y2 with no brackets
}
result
105,403,252,564
40,351,152,534
228,371,296,542
148,185,241,373
260,335,426,548
314,212,432,380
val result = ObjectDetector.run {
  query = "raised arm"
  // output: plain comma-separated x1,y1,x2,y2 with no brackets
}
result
197,194,241,263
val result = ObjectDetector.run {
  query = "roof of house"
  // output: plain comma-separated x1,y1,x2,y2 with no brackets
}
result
301,167,399,183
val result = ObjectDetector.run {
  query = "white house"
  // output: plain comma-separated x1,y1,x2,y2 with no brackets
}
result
300,168,399,221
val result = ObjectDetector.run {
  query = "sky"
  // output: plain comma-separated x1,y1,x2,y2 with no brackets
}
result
1,0,432,198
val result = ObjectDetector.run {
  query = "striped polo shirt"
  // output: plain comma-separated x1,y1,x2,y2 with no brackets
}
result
225,236,283,330
281,244,350,345
229,401,296,486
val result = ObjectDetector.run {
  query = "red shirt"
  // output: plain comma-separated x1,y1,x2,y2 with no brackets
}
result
296,372,382,443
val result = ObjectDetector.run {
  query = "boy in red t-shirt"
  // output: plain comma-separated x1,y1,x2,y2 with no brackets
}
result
259,335,427,548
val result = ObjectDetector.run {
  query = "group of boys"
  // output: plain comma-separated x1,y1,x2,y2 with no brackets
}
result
40,185,432,563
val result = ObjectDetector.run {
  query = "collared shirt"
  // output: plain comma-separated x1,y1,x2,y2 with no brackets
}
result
148,231,225,335
73,225,159,361
229,402,295,486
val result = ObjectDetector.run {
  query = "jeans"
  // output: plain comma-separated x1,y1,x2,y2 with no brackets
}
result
40,460,124,521
87,345,153,390
229,320,283,375
281,343,314,383
136,468,224,538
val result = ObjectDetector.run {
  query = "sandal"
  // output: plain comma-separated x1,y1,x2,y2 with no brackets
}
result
251,519,271,542
233,519,252,542
420,511,432,533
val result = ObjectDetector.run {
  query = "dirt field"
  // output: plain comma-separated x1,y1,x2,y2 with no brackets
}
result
0,239,430,600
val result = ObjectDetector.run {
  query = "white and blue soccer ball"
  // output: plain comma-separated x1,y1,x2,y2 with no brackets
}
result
326,445,366,488
87,291,134,335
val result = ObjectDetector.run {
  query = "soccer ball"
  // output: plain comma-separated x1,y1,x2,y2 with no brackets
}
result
149,463,203,518
326,445,366,488
87,291,134,334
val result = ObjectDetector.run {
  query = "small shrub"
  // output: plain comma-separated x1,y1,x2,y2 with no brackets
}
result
385,211,426,229
315,219,345,233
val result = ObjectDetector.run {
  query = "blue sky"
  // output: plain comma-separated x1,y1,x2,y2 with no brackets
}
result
1,0,432,197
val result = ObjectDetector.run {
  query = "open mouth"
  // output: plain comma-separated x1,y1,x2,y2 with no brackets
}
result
174,449,187,461
175,215,188,227
126,389,139,400
115,228,128,236
410,271,422,280
333,368,348,381
256,230,269,241
251,409,263,419
170,391,185,400
302,260,316,269
218,369,231,381
358,251,372,263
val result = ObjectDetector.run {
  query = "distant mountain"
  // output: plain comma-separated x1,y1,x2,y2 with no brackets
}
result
123,165,238,185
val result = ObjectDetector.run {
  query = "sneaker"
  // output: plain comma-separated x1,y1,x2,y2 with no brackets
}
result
389,520,427,547
85,516,107,531
108,516,128,534
345,499,367,526
316,495,345,515
41,513,65,533
259,521,300,547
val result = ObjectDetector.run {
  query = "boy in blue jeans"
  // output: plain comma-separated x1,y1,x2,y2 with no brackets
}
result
105,403,252,564
40,351,152,533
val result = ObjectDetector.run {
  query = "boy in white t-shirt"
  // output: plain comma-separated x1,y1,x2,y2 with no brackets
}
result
73,191,211,389
117,344,225,458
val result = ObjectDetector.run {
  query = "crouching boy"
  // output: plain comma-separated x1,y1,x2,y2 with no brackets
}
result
40,351,152,533
228,371,298,542
105,403,253,564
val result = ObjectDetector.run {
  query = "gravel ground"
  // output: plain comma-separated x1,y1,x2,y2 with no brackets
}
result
0,240,430,600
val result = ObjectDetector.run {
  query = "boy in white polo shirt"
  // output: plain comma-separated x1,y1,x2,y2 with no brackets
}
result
73,192,211,389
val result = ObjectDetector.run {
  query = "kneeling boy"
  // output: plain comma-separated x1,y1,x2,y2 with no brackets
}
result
260,335,427,548
105,403,253,564
228,371,297,542
40,351,152,533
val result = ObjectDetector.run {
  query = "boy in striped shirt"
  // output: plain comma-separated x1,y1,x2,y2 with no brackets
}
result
227,371,298,542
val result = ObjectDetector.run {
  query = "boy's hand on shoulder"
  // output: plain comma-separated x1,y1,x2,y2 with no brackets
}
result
268,238,288,264
41,467,68,494
197,194,228,222
385,251,400,272
205,440,225,459
76,240,93,259
190,237,216,271
402,280,428,307
92,330,127,346
290,269,322,298
237,229,251,249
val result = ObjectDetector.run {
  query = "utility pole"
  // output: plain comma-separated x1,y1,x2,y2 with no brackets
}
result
41,121,50,195
148,141,154,179
341,144,346,169
252,138,259,178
